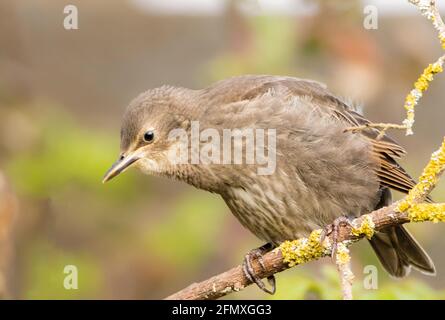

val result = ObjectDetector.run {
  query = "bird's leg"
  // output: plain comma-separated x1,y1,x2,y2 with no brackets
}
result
320,216,352,259
242,242,276,295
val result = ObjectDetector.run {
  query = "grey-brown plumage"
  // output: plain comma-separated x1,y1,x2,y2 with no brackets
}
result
105,75,435,281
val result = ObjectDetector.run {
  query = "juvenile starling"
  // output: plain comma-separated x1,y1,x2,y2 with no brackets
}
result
103,75,435,294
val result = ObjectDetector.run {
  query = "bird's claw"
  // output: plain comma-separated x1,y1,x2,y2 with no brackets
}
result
320,216,352,259
242,243,276,295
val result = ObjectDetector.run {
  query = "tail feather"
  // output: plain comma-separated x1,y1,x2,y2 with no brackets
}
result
369,229,410,277
369,226,435,277
394,226,435,275
368,187,435,277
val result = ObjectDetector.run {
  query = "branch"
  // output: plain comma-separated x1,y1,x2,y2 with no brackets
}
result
344,54,445,137
165,138,445,300
334,243,354,300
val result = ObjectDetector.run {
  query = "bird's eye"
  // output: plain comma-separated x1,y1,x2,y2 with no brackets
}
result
143,131,155,143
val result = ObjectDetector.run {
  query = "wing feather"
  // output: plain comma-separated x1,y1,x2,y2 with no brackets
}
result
204,75,421,197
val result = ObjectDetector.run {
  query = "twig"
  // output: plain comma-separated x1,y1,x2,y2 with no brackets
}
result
335,243,353,300
409,0,445,48
345,123,406,133
344,54,445,136
346,0,445,136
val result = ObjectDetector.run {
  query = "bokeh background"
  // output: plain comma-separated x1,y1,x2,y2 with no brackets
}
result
1,0,445,299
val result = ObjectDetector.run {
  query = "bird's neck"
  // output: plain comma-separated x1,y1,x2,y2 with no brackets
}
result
160,163,224,194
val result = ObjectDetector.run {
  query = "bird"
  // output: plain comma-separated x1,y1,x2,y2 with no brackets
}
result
103,75,435,294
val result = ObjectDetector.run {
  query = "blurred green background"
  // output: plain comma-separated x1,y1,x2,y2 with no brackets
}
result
0,0,445,299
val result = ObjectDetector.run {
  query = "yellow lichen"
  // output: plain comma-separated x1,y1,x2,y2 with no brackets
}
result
403,1,445,136
407,203,445,223
351,215,375,240
398,137,445,212
279,229,327,267
335,242,351,266
402,58,444,135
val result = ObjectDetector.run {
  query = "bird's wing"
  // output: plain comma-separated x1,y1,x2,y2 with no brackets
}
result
206,75,418,195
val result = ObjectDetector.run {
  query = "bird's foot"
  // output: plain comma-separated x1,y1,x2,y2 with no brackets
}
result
242,243,276,295
320,216,352,259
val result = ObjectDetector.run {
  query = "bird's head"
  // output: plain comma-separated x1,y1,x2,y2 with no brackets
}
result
103,86,194,183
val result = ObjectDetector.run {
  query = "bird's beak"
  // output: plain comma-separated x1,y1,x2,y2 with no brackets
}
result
102,152,141,183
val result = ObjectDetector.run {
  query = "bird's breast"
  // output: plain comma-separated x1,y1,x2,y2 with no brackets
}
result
220,142,380,244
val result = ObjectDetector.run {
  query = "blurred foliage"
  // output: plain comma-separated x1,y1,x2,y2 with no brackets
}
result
143,192,226,269
24,240,102,299
6,107,137,202
207,16,296,79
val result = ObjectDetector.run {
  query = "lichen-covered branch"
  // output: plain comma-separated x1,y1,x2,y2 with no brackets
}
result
165,138,445,300
335,243,354,300
409,0,445,49
398,137,445,210
345,54,444,137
